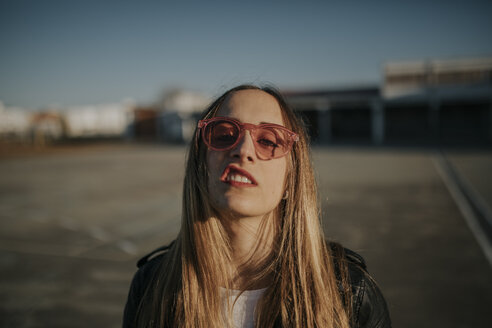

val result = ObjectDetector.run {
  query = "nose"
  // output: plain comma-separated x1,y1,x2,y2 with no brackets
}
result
230,130,256,162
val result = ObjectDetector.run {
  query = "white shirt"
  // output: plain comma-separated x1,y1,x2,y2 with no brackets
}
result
221,287,267,328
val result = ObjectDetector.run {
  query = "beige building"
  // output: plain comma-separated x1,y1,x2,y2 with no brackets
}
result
285,57,492,146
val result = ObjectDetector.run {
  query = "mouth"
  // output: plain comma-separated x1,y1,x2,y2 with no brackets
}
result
220,165,258,187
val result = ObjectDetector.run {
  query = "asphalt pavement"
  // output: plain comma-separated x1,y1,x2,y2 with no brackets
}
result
0,143,491,328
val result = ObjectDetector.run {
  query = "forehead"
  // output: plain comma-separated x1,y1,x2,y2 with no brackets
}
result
216,89,284,126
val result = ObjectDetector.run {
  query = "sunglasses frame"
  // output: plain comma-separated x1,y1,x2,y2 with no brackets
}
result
197,116,299,159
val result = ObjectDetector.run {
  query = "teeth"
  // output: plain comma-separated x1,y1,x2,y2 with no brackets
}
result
226,174,252,184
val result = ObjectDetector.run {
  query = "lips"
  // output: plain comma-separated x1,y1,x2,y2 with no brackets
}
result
220,165,258,186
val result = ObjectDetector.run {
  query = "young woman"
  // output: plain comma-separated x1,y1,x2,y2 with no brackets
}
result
123,85,391,328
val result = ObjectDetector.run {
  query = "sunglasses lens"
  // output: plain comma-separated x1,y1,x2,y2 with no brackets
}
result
204,120,239,149
201,118,295,159
254,127,290,159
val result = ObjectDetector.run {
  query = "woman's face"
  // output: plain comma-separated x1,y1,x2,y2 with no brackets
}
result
206,89,288,219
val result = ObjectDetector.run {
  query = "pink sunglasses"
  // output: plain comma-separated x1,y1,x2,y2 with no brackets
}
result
198,117,299,160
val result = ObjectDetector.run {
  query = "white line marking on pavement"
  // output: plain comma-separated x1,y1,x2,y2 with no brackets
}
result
432,153,492,267
117,240,138,255
88,226,111,242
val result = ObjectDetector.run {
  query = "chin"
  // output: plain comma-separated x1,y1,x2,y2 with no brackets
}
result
217,197,278,219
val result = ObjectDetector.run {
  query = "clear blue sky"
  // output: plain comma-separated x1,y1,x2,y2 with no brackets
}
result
1,0,491,109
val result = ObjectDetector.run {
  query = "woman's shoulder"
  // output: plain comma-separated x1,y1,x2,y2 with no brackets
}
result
131,242,171,282
328,242,392,328
328,241,367,283
123,242,174,328
136,241,174,269
129,244,173,296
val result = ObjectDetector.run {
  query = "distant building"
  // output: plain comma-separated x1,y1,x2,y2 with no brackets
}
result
0,102,32,142
2,57,490,147
383,57,492,98
30,112,64,146
156,89,210,142
131,106,159,141
284,57,492,146
284,87,383,144
62,101,134,139
383,57,492,145
129,90,209,143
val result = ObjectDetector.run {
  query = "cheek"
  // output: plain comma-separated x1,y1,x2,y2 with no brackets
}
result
265,160,288,197
206,151,222,188
206,150,232,210
206,150,214,168
206,150,221,175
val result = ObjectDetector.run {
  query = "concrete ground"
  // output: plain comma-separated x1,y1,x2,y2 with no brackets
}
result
0,143,491,328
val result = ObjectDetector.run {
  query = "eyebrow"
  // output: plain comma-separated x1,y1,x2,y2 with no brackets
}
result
216,116,284,127
259,121,284,126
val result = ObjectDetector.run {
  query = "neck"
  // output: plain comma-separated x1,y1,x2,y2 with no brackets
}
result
222,212,275,289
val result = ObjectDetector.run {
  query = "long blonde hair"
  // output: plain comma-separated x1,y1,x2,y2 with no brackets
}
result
136,85,352,327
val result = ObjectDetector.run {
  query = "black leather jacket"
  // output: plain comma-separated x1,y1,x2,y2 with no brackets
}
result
123,243,391,328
